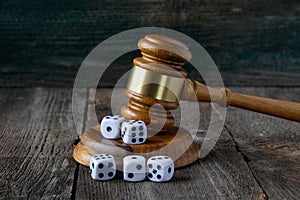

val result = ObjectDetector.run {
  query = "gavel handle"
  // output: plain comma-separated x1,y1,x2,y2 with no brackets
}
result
183,79,300,122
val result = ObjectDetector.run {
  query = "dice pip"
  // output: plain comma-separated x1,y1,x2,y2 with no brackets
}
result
123,155,146,182
121,120,147,144
100,115,125,139
147,156,174,182
90,154,116,181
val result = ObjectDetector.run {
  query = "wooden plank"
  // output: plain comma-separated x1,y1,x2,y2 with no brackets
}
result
226,87,300,200
0,88,87,199
73,88,89,137
0,0,299,87
76,88,265,199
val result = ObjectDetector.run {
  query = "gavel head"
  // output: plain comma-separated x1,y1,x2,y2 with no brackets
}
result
121,34,192,132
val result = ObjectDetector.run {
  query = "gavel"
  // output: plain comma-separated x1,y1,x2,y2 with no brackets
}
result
73,34,300,168
121,34,300,129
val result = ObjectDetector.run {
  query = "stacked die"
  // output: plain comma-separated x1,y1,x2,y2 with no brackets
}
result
101,115,125,139
100,115,147,144
94,115,175,182
121,120,147,144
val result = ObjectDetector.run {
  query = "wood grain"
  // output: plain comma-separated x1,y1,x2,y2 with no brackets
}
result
1,87,297,198
75,88,266,199
1,87,298,198
0,0,299,87
225,87,300,199
183,79,300,121
74,125,199,168
0,88,87,199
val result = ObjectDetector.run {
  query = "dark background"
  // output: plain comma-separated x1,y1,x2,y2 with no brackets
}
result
0,0,299,87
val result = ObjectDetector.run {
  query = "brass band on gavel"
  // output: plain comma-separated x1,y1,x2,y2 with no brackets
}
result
127,65,186,103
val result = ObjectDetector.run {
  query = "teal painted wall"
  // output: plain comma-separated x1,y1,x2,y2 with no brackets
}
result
0,0,299,87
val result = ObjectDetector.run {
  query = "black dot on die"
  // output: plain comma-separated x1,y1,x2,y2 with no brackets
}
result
98,163,104,169
99,173,104,178
132,157,137,159
157,165,161,170
132,133,136,137
132,138,136,143
139,126,143,131
108,162,113,168
164,156,169,159
128,173,134,179
90,169,92,174
148,164,153,168
113,117,118,120
157,175,162,179
139,132,144,136
132,127,136,131
106,126,112,132
158,157,162,160
148,173,153,178
168,167,172,173
153,169,157,174
136,164,142,170
137,121,142,124
92,163,94,168
105,116,110,119
108,172,114,177
125,127,127,132
151,158,156,160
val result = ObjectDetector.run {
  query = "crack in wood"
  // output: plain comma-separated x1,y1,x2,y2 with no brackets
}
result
225,124,268,200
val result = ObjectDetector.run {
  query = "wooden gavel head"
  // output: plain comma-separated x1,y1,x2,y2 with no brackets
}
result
121,34,192,132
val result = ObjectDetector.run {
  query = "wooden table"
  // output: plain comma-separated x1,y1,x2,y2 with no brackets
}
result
0,87,299,199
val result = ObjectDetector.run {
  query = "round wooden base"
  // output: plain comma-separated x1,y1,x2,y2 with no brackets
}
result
73,125,199,169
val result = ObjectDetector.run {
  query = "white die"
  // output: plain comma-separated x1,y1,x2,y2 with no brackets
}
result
100,115,125,139
147,156,174,182
121,120,147,144
90,154,116,181
123,155,146,182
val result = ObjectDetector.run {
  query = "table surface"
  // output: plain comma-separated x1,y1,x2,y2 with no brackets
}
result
0,87,299,199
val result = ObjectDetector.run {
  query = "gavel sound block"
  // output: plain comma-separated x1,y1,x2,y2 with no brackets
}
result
73,34,300,169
